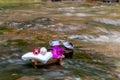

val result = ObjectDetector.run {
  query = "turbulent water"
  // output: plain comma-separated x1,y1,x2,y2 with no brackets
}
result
0,1,120,80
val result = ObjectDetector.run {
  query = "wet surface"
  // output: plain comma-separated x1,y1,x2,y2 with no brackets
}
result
0,50,119,80
0,1,120,80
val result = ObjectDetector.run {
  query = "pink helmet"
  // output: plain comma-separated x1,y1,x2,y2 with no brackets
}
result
33,48,40,55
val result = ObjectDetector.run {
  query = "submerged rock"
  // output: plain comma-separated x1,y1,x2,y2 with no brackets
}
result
5,21,22,27
18,21,35,29
3,17,55,29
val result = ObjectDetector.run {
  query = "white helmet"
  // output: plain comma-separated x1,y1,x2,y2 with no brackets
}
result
49,40,61,46
63,41,73,49
40,47,47,55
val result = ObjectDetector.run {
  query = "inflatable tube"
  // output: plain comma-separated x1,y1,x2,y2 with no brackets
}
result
22,52,52,64
31,58,59,67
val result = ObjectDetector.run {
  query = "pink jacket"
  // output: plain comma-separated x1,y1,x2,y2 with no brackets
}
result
50,45,64,59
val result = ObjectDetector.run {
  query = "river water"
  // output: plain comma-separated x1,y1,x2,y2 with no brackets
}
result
0,1,120,80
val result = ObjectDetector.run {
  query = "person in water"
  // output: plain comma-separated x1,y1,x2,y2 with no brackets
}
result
63,41,74,59
49,40,65,65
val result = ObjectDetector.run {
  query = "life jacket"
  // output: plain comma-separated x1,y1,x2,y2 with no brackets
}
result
32,48,40,55
50,45,64,59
